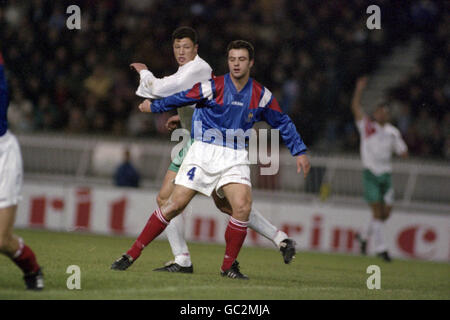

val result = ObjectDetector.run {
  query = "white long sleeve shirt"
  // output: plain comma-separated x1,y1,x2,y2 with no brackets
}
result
135,55,213,130
356,116,408,175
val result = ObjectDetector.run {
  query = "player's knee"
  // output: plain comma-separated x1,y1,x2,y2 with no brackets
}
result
163,198,187,219
156,194,168,208
232,200,252,220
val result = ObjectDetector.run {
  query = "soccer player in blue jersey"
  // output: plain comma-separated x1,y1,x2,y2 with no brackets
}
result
0,52,44,290
112,41,310,279
130,27,297,273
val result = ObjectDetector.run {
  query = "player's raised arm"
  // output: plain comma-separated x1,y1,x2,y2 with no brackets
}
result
261,95,310,178
132,62,211,99
351,76,367,121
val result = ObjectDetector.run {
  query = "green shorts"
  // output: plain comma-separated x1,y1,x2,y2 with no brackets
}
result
168,138,194,173
363,169,394,204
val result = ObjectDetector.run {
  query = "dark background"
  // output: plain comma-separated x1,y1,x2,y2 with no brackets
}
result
0,0,448,159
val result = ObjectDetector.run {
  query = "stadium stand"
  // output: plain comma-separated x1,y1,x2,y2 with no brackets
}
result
0,0,447,160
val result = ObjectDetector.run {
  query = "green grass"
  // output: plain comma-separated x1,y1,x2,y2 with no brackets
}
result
0,229,449,300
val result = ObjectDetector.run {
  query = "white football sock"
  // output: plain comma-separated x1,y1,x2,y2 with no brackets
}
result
248,207,287,247
362,219,374,241
174,253,192,267
372,219,387,253
165,214,192,267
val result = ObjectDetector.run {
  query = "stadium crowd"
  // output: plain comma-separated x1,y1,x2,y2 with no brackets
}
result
0,0,447,159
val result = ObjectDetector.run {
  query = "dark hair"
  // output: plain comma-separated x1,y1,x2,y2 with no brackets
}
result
172,26,199,45
227,40,254,60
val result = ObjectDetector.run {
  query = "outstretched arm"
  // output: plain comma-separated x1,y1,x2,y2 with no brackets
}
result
351,76,367,121
138,79,215,113
131,62,211,99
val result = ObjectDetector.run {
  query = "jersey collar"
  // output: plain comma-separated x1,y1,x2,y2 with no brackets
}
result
225,73,253,95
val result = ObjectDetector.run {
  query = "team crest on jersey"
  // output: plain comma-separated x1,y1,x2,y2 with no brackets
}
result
246,112,254,122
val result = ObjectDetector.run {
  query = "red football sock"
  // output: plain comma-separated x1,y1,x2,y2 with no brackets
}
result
127,208,169,260
12,239,40,274
221,217,248,272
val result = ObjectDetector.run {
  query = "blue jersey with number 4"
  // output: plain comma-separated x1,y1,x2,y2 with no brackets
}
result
151,73,307,156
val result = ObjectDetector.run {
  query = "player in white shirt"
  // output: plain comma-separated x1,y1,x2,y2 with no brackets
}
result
126,27,296,273
351,77,408,262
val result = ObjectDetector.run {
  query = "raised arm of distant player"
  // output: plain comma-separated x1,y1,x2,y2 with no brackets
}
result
351,76,367,121
130,62,211,99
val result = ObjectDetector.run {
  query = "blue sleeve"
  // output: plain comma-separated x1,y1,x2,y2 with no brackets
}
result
0,61,8,109
151,82,208,113
0,54,9,133
262,100,307,156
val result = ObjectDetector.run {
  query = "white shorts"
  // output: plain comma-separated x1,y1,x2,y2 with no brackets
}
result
0,131,23,209
175,141,251,197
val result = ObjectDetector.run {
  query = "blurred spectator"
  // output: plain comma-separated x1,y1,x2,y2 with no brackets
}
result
84,66,112,99
7,88,34,132
114,148,140,188
388,0,449,159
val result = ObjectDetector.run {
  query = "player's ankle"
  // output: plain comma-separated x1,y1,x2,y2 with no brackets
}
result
174,254,192,267
273,230,288,248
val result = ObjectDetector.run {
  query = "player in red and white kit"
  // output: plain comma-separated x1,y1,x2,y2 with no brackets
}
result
0,52,44,290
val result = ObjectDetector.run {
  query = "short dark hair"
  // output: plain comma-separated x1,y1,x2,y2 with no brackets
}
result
227,40,254,60
172,26,199,45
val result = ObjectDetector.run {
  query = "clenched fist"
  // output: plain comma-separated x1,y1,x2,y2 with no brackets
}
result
138,99,152,113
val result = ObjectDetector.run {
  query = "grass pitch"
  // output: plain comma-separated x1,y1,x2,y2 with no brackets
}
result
0,229,448,300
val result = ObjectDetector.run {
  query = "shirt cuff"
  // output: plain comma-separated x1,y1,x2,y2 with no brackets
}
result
294,150,307,156
139,69,154,81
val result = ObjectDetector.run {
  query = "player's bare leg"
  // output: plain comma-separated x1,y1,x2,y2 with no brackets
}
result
382,204,392,221
0,206,20,255
154,169,193,273
111,185,197,270
219,183,252,280
0,205,44,290
212,192,296,264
